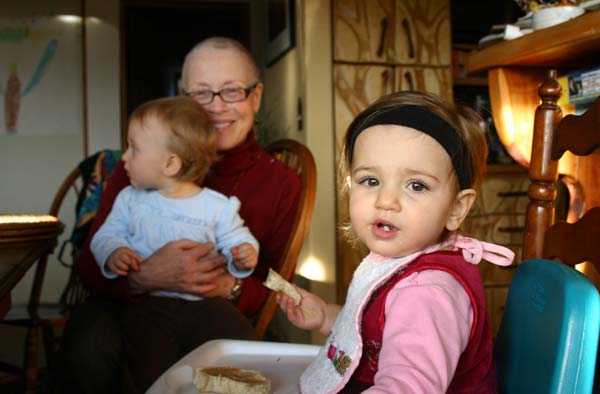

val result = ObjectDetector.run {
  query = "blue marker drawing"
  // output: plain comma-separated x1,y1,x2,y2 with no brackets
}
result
22,38,58,97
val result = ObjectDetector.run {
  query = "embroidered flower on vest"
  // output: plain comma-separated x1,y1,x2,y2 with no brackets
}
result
327,340,352,375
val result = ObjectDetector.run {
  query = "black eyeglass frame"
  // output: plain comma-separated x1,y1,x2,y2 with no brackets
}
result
183,82,260,104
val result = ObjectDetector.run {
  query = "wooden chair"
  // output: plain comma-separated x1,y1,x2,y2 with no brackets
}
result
254,139,317,338
495,70,600,393
0,167,83,393
0,150,119,392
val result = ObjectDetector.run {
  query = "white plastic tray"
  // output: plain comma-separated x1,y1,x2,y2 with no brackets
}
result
146,339,320,394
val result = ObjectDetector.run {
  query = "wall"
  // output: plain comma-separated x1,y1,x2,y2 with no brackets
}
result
1,0,91,307
261,0,336,345
298,0,336,344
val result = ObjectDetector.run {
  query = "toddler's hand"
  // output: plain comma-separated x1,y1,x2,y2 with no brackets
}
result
107,247,142,276
276,286,327,331
231,243,258,270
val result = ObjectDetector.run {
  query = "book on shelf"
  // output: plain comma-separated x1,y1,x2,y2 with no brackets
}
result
558,66,600,105
557,65,600,114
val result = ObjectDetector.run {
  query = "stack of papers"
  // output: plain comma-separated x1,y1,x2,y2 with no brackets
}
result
478,24,533,47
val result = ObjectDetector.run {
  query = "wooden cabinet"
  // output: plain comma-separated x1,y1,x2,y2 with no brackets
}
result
394,0,451,66
461,165,529,336
333,0,395,63
332,0,452,302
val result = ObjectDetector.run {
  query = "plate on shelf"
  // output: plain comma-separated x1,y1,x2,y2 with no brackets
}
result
581,0,600,11
146,339,321,394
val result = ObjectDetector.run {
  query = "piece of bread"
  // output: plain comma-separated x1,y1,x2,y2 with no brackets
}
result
262,268,301,305
193,366,270,394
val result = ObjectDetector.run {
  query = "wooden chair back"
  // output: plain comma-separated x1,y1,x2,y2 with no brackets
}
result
254,139,317,338
39,166,89,364
40,150,122,361
523,69,600,268
495,69,600,393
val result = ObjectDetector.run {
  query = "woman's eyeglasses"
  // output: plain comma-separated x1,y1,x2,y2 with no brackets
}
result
183,82,259,105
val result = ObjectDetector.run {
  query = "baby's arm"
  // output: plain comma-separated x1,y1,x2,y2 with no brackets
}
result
214,196,259,278
91,187,137,279
106,247,142,276
231,242,258,271
277,286,341,336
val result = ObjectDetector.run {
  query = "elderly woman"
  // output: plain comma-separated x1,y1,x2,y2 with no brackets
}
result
59,37,301,393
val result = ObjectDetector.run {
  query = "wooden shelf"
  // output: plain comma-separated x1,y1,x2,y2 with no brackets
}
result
465,9,600,76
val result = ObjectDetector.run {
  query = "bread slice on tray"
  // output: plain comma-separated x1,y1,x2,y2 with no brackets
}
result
262,268,301,305
193,366,271,394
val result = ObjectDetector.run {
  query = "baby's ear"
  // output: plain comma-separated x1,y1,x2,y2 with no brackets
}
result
164,154,182,177
446,189,477,232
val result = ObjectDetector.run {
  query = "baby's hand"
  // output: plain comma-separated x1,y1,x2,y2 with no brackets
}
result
231,242,258,270
276,286,327,331
107,247,142,276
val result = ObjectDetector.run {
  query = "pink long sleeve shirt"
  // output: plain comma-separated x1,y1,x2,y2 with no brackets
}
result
365,269,473,393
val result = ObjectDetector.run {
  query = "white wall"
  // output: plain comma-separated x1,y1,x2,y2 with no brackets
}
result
1,0,88,306
85,0,121,154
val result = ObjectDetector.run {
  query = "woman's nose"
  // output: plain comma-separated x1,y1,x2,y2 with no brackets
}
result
205,95,227,113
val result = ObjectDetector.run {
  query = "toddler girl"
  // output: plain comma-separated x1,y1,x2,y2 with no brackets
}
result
278,91,513,393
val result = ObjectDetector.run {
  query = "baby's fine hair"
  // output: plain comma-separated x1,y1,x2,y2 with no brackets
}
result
342,91,488,191
128,96,219,184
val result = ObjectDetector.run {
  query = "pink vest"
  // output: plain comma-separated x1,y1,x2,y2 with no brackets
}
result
343,251,497,394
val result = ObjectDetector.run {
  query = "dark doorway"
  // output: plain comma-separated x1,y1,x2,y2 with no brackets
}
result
121,1,250,138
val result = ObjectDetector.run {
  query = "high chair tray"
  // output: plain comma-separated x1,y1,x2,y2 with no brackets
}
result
146,339,320,394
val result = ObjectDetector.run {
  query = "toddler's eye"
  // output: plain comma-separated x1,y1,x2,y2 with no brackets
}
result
408,181,428,192
359,177,379,187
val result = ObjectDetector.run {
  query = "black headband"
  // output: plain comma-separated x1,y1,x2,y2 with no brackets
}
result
347,105,472,190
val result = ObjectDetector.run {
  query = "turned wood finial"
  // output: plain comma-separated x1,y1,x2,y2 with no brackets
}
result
538,69,562,105
523,69,563,260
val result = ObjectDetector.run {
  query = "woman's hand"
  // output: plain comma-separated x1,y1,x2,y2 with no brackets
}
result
128,239,227,295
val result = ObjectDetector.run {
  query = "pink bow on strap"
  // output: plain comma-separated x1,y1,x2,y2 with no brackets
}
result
451,235,514,267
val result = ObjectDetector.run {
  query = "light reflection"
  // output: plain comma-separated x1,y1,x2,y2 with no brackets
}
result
297,256,326,282
0,215,57,224
57,15,81,24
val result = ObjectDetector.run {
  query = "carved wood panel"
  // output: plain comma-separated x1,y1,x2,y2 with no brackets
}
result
333,0,395,63
333,64,395,302
395,66,453,102
395,0,451,66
